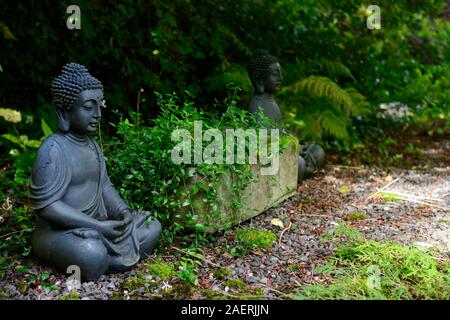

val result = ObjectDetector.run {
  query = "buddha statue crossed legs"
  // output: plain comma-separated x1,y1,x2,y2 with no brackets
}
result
30,63,161,281
247,50,325,182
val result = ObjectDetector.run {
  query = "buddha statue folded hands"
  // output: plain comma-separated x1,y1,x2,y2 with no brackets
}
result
30,63,161,282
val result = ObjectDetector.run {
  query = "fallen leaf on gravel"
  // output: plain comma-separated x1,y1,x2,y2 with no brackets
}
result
271,218,284,228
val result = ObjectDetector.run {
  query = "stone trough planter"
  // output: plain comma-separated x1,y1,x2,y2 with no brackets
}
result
174,137,299,233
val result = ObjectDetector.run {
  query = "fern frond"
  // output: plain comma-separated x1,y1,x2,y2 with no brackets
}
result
345,87,371,116
317,60,355,80
298,112,324,141
282,76,353,112
319,110,349,140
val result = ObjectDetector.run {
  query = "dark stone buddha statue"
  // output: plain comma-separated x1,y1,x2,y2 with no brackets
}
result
248,50,325,182
30,63,161,282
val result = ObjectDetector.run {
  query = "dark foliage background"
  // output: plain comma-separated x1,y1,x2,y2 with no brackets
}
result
1,0,449,143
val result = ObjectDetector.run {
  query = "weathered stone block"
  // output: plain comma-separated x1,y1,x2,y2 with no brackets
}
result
175,137,299,233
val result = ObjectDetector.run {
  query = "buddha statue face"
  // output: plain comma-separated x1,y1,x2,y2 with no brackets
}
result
68,89,103,135
248,49,282,95
263,62,283,94
51,63,104,134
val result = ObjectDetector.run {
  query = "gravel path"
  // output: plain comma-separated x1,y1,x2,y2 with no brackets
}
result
1,139,449,300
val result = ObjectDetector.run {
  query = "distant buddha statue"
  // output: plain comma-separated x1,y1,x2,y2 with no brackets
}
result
248,49,325,182
30,63,161,282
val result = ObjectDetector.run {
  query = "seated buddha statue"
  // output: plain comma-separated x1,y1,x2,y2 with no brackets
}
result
30,63,161,282
247,49,325,182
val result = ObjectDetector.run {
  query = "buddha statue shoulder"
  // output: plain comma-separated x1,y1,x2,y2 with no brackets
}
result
29,63,161,282
247,50,325,182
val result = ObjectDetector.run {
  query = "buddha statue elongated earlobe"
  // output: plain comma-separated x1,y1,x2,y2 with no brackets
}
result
54,103,70,132
250,75,265,94
254,78,265,94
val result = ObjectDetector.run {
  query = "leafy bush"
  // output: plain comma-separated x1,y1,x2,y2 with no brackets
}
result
0,110,51,279
105,92,284,240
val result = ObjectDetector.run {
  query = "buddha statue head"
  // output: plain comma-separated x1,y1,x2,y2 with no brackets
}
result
248,49,283,95
51,63,104,135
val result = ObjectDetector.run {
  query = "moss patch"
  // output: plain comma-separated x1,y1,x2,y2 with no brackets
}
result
338,185,351,194
201,289,230,300
147,262,176,280
224,278,246,291
214,267,232,280
236,227,276,249
346,212,368,220
58,289,80,300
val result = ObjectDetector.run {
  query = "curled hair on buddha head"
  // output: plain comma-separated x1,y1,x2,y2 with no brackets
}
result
51,63,103,132
51,62,103,110
248,49,279,94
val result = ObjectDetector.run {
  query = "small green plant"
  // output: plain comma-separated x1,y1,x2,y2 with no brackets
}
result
176,247,204,285
14,266,60,294
379,191,403,203
377,137,397,159
147,261,176,280
405,143,424,156
253,287,265,296
227,227,276,257
224,278,246,291
346,212,368,220
122,276,150,291
288,264,303,272
322,222,364,242
237,227,277,248
338,185,350,194
214,267,232,280
59,290,80,300
200,289,231,300
177,259,200,285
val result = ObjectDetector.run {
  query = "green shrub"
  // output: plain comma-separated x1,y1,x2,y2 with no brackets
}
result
105,92,285,240
0,112,51,279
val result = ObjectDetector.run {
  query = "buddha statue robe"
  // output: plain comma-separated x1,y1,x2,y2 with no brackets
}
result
30,132,160,279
